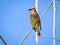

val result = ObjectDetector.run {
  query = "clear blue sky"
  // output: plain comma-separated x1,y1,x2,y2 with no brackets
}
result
0,0,60,45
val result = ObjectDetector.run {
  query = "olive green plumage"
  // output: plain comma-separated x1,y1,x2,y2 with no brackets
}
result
29,7,41,37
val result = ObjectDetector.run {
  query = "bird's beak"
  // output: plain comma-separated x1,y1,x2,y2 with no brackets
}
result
28,9,32,11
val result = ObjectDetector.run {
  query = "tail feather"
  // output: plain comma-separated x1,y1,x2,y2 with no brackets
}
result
37,31,40,37
32,27,41,37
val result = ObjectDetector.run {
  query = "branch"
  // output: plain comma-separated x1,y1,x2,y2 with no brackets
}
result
0,35,7,45
40,0,53,18
19,28,33,45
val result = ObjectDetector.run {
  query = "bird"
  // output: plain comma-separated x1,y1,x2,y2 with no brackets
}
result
29,6,41,37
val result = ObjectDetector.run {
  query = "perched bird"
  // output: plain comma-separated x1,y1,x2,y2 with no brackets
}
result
29,7,41,37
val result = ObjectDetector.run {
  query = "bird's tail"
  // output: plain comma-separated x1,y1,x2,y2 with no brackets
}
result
33,27,41,37
37,26,41,37
37,31,41,37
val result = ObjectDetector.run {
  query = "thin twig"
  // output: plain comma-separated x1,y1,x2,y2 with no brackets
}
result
40,36,60,42
40,0,53,18
0,35,7,45
19,28,33,45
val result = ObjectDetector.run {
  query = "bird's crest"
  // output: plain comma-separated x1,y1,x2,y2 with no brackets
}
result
29,6,36,10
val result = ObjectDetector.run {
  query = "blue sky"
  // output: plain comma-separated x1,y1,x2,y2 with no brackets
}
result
0,0,60,45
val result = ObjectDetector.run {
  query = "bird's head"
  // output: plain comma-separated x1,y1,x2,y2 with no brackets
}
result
29,6,36,12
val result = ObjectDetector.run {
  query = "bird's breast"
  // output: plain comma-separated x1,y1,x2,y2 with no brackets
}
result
30,14,38,19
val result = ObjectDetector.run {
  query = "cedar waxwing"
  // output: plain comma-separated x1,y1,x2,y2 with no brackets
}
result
29,7,41,37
